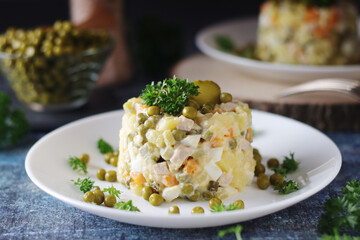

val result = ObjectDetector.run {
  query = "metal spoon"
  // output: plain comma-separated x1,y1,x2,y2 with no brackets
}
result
278,78,360,102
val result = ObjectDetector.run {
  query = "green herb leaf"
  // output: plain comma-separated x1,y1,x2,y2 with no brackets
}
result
272,168,288,178
72,177,94,193
214,35,235,52
274,180,299,194
103,185,121,199
227,203,242,211
114,200,140,212
281,152,299,174
210,203,226,213
218,224,243,240
97,138,114,154
140,76,199,115
68,156,87,174
0,92,29,147
318,180,360,234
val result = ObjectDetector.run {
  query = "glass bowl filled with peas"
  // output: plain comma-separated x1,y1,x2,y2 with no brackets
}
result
0,21,113,111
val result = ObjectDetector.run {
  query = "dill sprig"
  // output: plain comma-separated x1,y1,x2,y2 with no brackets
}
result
68,156,87,174
140,76,199,115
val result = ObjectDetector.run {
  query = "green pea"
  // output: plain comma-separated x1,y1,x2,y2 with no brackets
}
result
104,195,116,207
229,139,237,150
136,113,147,124
142,186,153,201
90,186,100,192
254,163,265,177
172,129,186,141
220,92,232,103
182,106,197,119
80,153,89,164
257,174,270,190
105,170,117,182
144,119,154,129
209,197,222,210
110,156,118,167
97,168,106,180
83,191,95,203
188,190,200,201
207,181,219,192
187,99,200,109
149,193,164,206
168,206,180,214
104,152,113,164
201,104,213,114
191,206,204,214
267,158,280,169
202,191,214,200
147,106,160,116
92,190,105,205
113,150,119,157
253,148,262,163
270,173,284,187
181,183,194,195
233,200,245,209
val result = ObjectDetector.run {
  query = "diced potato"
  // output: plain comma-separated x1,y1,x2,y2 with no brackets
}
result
157,117,179,131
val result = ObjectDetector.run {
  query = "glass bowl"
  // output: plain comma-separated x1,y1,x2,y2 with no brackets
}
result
0,39,113,112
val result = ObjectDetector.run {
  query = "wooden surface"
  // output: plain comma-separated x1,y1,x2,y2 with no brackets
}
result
172,54,360,131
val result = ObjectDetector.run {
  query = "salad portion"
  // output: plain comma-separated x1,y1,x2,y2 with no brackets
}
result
117,77,256,203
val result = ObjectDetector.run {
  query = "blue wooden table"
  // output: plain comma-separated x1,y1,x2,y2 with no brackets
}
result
1,130,359,239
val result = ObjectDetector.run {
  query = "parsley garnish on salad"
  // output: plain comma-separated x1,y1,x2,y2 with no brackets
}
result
103,185,121,199
275,180,299,194
140,76,199,115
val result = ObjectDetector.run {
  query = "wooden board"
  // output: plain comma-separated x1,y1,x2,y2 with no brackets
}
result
171,54,360,131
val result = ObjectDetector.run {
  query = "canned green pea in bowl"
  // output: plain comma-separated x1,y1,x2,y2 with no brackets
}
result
0,21,114,112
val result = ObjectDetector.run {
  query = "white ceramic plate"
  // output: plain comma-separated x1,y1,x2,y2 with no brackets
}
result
196,17,360,83
25,110,341,228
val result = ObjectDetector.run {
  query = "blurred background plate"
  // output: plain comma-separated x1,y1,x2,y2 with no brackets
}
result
196,17,360,83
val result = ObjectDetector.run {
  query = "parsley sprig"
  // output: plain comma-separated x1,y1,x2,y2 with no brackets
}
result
218,224,243,240
210,203,242,213
318,180,360,234
275,180,299,194
281,152,299,174
72,177,94,193
97,138,114,154
103,185,121,199
114,200,140,212
140,76,199,115
68,156,87,174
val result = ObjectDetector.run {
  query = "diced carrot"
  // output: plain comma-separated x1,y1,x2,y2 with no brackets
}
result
305,8,319,23
245,128,253,142
327,8,339,28
122,170,130,180
212,109,222,114
183,158,199,175
224,128,233,138
130,172,146,187
211,137,224,148
163,174,178,187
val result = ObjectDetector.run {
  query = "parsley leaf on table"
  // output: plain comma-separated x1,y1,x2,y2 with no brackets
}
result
318,180,360,234
103,185,121,199
68,156,88,174
72,177,94,193
140,76,199,115
0,92,29,147
97,138,114,154
274,180,299,194
218,224,243,240
114,200,140,212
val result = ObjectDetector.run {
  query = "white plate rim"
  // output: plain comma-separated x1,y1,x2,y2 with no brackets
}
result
25,109,342,228
195,17,360,73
